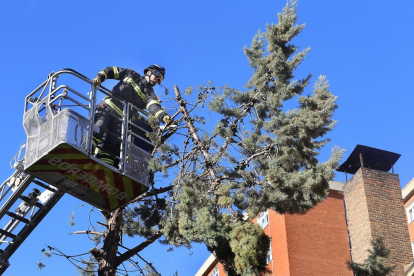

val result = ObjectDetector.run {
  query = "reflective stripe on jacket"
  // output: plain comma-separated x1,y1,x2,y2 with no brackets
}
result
96,66,166,121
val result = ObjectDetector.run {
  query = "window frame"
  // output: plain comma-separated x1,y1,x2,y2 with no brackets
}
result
406,201,414,224
211,266,219,276
258,210,269,229
266,245,273,264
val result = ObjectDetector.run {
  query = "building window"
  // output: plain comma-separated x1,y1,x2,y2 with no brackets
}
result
266,245,272,264
211,266,219,276
407,201,414,224
258,210,269,229
412,241,414,258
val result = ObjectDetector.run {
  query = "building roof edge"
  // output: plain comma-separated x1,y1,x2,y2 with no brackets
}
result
329,180,345,192
195,254,218,276
402,178,414,203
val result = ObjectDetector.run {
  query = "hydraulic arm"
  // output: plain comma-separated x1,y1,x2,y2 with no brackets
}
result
0,145,64,275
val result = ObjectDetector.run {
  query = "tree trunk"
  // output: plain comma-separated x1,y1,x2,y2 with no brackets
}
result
90,208,123,276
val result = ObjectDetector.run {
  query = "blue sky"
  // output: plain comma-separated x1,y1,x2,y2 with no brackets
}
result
1,0,414,275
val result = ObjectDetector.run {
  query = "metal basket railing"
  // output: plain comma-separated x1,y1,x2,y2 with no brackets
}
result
22,68,154,187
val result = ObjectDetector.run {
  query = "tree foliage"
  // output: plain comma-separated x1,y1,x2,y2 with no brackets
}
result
347,236,395,276
53,1,343,275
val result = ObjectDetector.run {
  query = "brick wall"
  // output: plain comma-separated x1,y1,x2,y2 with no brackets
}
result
343,169,372,262
267,210,290,275
283,190,352,276
199,189,352,276
344,168,412,276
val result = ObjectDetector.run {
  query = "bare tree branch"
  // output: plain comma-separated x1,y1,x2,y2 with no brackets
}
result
69,230,103,236
174,85,216,181
116,230,164,266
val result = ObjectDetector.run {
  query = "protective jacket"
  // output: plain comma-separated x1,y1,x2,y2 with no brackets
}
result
96,66,167,121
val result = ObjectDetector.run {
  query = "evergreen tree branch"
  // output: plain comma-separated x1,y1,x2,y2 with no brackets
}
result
347,235,395,276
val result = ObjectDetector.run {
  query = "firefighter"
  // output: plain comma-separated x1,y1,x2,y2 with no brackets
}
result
92,65,171,166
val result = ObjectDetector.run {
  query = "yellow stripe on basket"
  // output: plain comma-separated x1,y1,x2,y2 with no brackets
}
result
141,184,149,193
103,169,119,210
122,176,135,201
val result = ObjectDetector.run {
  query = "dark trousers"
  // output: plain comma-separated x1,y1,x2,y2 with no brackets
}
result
93,104,122,166
130,118,154,153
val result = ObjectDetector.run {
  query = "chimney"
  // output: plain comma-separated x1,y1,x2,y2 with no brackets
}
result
338,145,412,275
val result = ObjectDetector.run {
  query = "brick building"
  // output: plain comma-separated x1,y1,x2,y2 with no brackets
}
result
195,145,414,276
403,179,414,275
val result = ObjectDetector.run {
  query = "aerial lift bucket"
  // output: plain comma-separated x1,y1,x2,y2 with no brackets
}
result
22,69,153,212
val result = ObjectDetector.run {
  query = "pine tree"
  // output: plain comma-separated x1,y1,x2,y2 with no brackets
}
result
55,1,343,275
347,236,395,276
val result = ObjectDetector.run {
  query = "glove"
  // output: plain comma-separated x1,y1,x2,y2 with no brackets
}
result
162,115,172,125
92,77,102,87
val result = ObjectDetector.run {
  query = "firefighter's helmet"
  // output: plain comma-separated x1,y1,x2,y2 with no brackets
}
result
144,64,165,83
